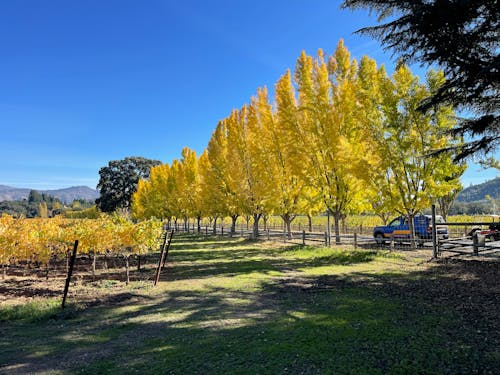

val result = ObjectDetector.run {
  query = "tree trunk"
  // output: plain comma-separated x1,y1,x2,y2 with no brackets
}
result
252,213,261,239
213,217,218,235
408,212,416,248
281,213,295,239
307,214,313,232
197,216,201,233
333,211,341,245
231,215,238,235
262,215,268,231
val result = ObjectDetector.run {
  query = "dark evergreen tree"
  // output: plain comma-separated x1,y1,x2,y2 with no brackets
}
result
342,0,499,159
96,156,162,213
28,190,43,203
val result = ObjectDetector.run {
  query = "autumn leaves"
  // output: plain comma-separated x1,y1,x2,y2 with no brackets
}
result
132,40,461,238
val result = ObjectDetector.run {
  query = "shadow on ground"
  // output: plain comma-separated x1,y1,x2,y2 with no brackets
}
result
1,237,498,374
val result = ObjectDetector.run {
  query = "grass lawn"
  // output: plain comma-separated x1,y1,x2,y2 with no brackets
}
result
0,235,498,374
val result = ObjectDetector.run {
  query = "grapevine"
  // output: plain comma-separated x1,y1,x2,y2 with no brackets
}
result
0,214,163,266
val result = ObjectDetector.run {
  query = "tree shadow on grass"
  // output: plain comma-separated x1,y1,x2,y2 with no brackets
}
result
160,247,379,282
1,251,498,374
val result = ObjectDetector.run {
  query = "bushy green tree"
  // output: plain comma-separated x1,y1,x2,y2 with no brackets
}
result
96,156,161,213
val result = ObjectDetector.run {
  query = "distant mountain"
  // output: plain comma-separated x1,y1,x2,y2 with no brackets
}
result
456,177,500,202
0,185,99,204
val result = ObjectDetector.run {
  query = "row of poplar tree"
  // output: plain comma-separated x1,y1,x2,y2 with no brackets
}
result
131,40,465,240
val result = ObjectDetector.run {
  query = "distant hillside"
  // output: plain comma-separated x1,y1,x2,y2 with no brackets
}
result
0,185,99,203
456,177,500,202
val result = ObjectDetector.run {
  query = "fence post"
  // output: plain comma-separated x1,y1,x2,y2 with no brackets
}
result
431,204,438,258
267,229,270,241
205,226,208,239
324,232,328,247
473,234,479,255
302,230,306,246
354,233,357,249
62,240,79,309
326,211,331,247
221,226,224,237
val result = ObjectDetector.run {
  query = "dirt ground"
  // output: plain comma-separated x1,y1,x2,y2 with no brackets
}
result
1,250,498,318
0,253,160,306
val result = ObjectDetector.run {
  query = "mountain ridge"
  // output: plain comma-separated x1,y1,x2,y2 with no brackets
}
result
456,176,500,202
0,185,99,203
1,176,497,205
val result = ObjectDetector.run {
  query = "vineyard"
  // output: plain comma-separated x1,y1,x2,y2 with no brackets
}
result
2,213,497,276
0,215,162,277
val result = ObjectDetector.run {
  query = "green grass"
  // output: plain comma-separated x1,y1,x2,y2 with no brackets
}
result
0,299,64,322
0,235,498,374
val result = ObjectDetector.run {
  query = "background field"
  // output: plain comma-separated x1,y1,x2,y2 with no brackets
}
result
1,235,498,374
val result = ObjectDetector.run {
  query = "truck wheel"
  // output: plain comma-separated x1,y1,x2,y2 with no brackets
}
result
375,233,385,245
415,234,424,247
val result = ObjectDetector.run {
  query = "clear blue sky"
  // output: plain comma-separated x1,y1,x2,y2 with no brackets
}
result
0,0,497,190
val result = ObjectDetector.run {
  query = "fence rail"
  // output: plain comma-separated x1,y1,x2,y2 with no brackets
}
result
168,212,500,259
170,224,380,249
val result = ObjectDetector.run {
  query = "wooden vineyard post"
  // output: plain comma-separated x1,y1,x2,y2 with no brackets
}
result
354,233,358,249
161,230,175,271
62,240,79,309
125,255,130,285
154,230,169,286
154,230,174,286
91,252,97,281
302,230,306,246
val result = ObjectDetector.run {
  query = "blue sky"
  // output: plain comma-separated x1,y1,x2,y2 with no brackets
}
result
0,0,497,190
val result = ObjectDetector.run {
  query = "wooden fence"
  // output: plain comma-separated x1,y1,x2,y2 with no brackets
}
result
169,212,500,258
437,222,500,258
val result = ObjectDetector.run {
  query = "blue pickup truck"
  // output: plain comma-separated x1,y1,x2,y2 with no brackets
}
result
373,215,448,245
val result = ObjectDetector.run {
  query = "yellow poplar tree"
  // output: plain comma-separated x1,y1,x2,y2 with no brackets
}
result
205,120,240,233
271,70,308,237
377,65,462,245
294,42,369,243
177,147,201,230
